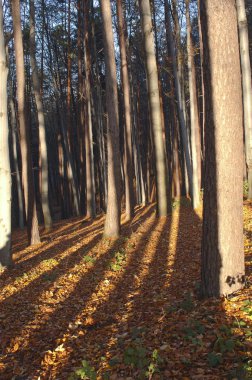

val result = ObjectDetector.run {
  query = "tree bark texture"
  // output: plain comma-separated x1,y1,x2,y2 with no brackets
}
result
117,0,134,221
11,0,40,245
186,0,201,209
30,0,52,229
200,0,244,297
100,0,121,237
139,0,168,216
0,0,12,267
236,0,252,200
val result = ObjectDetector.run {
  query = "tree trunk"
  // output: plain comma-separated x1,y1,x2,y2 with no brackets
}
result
11,0,40,245
200,0,244,297
9,89,24,229
236,0,252,200
83,0,96,219
186,0,201,209
0,0,12,267
117,0,134,221
165,0,193,201
139,0,168,216
100,0,121,237
30,0,52,229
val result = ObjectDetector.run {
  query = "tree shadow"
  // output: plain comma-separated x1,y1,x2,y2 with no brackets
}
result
0,203,251,379
0,204,155,379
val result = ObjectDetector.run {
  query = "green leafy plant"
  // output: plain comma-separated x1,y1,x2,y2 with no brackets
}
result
123,342,163,379
145,349,163,379
110,250,126,272
68,360,97,380
241,299,252,316
83,255,96,264
124,344,149,370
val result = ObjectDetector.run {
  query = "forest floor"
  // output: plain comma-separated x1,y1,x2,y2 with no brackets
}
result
0,201,252,380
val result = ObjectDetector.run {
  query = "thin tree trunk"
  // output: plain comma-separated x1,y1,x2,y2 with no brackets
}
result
165,0,193,200
30,0,52,229
117,0,134,220
11,0,40,245
83,0,96,218
100,0,121,237
186,0,201,209
200,0,244,297
9,91,24,229
139,0,168,216
236,0,252,200
0,0,12,267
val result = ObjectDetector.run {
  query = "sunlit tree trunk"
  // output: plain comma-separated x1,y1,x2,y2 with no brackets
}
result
100,0,121,237
200,0,244,297
11,0,40,245
30,0,52,229
165,0,193,201
83,0,96,219
0,0,12,267
117,0,134,221
139,0,168,216
186,0,201,209
236,0,252,200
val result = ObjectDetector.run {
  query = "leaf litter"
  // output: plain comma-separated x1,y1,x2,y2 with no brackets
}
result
0,201,251,379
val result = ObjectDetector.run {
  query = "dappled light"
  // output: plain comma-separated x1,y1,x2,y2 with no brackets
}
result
0,203,252,379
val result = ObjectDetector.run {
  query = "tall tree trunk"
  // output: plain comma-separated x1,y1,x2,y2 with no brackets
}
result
139,0,168,216
236,0,252,200
9,88,24,229
0,0,12,267
200,0,244,297
30,0,52,229
100,0,121,237
11,0,40,245
83,0,96,219
186,0,201,209
165,0,193,200
117,0,134,221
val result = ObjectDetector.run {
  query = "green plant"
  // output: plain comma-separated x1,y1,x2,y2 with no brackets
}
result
68,360,97,380
83,255,96,264
145,349,163,379
110,250,126,272
241,299,252,316
124,344,149,370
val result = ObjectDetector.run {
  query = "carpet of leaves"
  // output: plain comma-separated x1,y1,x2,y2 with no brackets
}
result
0,202,252,380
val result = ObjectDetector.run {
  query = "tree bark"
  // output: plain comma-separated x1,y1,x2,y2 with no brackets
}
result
117,0,134,221
83,0,96,219
186,0,201,209
236,0,252,200
165,0,193,201
11,0,40,245
100,0,121,237
30,0,52,229
0,0,12,267
139,0,168,216
200,0,244,297
9,88,24,229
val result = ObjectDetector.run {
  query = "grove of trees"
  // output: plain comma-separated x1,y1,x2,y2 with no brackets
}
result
0,0,250,298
